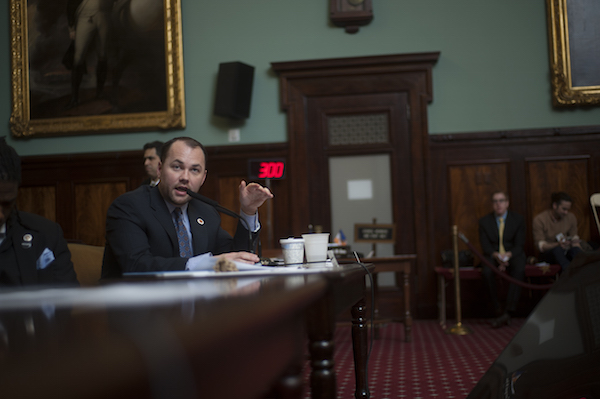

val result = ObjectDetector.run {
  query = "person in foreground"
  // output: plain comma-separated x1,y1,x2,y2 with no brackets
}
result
532,191,582,273
101,136,273,278
0,138,78,286
478,191,526,328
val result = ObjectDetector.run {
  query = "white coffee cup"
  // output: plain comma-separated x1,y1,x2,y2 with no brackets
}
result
279,237,305,265
302,233,330,267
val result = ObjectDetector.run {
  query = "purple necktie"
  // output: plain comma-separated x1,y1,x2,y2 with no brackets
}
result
173,208,192,258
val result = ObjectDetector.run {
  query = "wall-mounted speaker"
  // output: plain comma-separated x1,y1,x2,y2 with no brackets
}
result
213,62,255,119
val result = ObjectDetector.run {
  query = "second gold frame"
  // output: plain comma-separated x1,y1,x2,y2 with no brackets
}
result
547,0,600,107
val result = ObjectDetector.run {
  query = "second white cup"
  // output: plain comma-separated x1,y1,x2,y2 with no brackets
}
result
302,233,330,266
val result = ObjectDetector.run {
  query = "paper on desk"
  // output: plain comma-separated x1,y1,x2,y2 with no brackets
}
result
186,253,275,271
187,253,333,272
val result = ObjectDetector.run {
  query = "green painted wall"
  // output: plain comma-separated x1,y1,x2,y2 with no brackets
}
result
2,1,600,156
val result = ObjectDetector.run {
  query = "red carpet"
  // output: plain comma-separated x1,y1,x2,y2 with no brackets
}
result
303,318,525,398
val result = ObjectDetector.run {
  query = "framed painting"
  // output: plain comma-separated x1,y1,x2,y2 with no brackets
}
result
547,0,600,106
9,0,185,138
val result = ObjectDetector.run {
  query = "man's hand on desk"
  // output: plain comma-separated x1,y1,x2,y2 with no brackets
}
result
186,252,260,271
218,251,261,264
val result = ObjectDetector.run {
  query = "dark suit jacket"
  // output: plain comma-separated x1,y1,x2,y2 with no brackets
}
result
478,210,526,260
101,186,257,278
0,211,78,286
140,177,151,187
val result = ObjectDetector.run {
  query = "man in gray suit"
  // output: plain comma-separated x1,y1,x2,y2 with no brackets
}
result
478,191,526,328
102,136,273,278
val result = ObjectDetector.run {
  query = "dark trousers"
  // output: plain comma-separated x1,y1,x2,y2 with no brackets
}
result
540,246,582,272
482,254,526,314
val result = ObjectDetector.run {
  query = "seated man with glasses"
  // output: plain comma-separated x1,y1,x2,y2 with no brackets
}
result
479,191,526,328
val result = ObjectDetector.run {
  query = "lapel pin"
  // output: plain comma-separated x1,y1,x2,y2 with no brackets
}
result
197,218,205,225
22,233,33,249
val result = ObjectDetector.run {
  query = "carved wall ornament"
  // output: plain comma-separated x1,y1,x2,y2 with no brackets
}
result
329,0,373,34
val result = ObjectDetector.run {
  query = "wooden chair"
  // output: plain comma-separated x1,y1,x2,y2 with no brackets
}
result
67,243,104,286
591,193,600,236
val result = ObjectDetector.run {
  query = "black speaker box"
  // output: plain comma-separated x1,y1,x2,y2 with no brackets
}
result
213,62,255,119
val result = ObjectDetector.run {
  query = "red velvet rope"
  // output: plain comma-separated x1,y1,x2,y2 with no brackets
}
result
458,232,556,290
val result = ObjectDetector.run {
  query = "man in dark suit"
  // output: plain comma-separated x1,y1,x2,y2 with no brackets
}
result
141,141,163,187
101,137,273,278
0,138,78,286
478,191,526,327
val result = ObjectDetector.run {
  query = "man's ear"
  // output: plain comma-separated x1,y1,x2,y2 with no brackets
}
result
157,161,163,178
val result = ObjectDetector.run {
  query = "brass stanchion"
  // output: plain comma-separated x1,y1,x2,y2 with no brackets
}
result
445,225,472,335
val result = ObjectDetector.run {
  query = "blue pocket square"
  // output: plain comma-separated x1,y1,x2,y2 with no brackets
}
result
36,248,55,270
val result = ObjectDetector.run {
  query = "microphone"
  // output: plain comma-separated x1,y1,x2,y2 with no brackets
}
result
185,189,256,253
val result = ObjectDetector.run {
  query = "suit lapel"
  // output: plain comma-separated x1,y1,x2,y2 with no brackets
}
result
12,222,39,285
504,211,516,236
187,201,209,254
149,187,178,250
488,213,500,241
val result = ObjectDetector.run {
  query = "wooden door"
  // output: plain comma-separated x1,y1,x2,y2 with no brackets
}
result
305,93,415,253
272,53,439,308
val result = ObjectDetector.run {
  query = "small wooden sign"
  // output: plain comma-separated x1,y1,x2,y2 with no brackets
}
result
354,224,396,244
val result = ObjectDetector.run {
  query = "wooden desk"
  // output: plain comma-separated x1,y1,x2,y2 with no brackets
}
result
140,264,374,399
0,276,327,399
0,264,371,399
304,264,372,399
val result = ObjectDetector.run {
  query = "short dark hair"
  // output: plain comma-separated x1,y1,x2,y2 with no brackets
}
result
161,137,207,166
0,137,21,184
551,191,572,206
491,191,509,202
143,141,164,158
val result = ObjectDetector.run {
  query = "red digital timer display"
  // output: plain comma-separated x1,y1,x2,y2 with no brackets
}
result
248,159,286,180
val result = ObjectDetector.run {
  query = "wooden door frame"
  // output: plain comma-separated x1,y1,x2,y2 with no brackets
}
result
272,52,439,293
305,93,411,248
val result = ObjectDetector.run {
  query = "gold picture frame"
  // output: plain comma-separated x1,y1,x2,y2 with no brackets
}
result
9,0,185,138
547,0,600,106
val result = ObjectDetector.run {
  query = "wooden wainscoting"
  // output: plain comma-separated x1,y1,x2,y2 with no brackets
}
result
427,126,600,319
19,151,142,245
16,127,600,319
73,181,129,246
18,143,290,251
447,161,510,257
526,156,591,243
17,186,57,222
